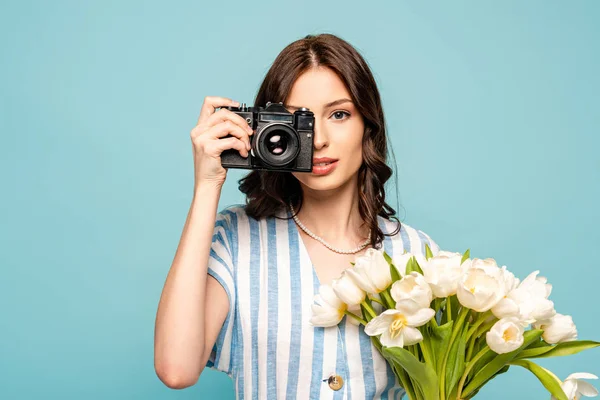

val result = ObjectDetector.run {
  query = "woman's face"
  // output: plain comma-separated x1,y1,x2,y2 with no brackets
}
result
287,67,365,193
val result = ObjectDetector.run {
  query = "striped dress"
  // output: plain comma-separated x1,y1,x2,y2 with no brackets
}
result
205,205,440,399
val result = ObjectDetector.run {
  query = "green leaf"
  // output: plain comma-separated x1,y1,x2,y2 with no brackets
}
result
382,346,439,400
508,359,568,400
449,295,460,321
406,256,425,276
462,329,544,398
383,252,402,282
425,243,433,260
461,249,471,265
404,256,414,276
430,320,454,373
445,324,468,396
516,345,554,359
518,340,600,360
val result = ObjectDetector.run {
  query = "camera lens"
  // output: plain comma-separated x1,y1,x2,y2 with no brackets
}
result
265,132,287,155
254,123,299,167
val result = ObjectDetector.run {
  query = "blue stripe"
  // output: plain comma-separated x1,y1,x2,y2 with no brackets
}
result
342,319,352,399
358,322,376,397
285,217,303,399
333,319,346,400
416,230,430,256
309,267,324,399
223,210,243,395
380,216,397,398
399,223,412,253
357,218,377,397
266,218,279,399
207,251,233,373
214,220,233,259
249,216,261,399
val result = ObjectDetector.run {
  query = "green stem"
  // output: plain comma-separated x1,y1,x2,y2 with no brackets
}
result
456,346,492,400
465,330,478,362
447,295,453,322
381,289,396,309
362,301,377,319
465,312,490,342
474,319,496,339
418,338,433,366
369,295,386,307
439,307,470,400
344,310,367,326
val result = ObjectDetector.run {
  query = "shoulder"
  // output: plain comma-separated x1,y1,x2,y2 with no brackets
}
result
378,215,442,255
216,204,287,232
218,204,289,222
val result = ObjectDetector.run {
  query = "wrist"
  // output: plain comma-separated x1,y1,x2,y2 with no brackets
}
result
194,180,223,196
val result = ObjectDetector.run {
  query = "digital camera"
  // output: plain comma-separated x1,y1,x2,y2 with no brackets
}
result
219,101,315,172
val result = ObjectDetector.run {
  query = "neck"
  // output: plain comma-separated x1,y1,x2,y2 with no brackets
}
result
292,175,370,247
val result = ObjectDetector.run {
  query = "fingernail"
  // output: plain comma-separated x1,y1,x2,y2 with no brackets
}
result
232,101,240,106
246,142,251,151
247,126,253,134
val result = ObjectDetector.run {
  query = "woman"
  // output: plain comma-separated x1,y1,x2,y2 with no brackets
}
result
154,33,440,399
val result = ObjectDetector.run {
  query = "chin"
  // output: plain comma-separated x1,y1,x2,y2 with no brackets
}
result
293,171,356,193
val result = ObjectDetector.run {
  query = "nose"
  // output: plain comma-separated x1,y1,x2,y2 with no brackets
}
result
312,118,329,150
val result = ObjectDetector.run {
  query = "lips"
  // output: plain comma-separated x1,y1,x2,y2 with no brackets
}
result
312,157,338,166
312,157,339,175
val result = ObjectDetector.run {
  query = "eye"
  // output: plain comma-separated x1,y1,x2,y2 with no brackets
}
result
331,110,350,121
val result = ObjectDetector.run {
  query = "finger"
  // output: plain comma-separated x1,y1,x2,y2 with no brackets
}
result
197,96,239,124
204,120,252,150
205,137,249,158
205,108,253,135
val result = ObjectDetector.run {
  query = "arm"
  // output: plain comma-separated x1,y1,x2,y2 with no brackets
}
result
154,183,230,389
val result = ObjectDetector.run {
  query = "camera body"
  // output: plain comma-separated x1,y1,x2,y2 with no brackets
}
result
220,102,315,172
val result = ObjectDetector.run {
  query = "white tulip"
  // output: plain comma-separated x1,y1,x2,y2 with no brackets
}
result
390,272,433,313
518,271,555,322
551,372,599,400
534,313,578,344
457,258,506,312
486,317,525,354
309,284,347,327
346,248,392,294
332,270,366,306
421,250,469,298
493,270,555,324
364,300,436,347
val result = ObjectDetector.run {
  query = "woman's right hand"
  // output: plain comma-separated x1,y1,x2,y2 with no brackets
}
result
190,96,254,188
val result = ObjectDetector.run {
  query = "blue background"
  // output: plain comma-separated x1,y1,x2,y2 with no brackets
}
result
1,1,598,398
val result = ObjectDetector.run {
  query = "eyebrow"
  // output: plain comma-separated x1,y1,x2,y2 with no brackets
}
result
285,98,353,110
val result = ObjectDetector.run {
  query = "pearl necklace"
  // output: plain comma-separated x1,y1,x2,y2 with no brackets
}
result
289,203,371,254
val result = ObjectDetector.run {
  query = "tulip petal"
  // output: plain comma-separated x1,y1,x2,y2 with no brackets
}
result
404,308,436,327
380,329,404,348
364,310,398,336
492,298,519,319
402,326,424,346
319,284,343,308
566,372,598,381
310,312,343,327
561,380,578,399
577,381,599,397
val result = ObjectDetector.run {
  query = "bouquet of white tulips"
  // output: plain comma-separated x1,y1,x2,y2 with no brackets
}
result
309,247,600,400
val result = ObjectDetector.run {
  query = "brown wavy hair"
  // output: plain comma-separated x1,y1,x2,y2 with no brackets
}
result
238,33,401,248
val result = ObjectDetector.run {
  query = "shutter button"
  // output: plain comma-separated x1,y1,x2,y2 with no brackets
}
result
328,374,344,391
